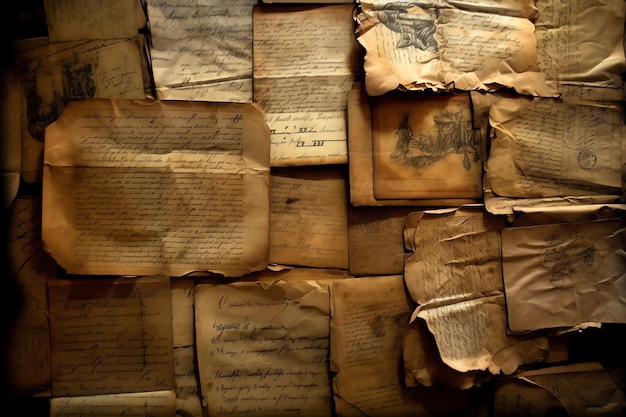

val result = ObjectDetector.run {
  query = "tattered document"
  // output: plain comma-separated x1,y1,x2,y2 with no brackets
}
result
485,97,624,200
50,390,176,417
535,0,625,97
146,0,256,102
330,276,469,416
347,83,478,207
254,4,361,166
403,208,548,378
7,197,56,395
372,92,483,199
48,276,174,397
270,166,349,269
18,38,147,183
195,281,332,417
502,217,626,332
354,1,555,96
494,363,626,417
43,0,140,42
42,99,270,277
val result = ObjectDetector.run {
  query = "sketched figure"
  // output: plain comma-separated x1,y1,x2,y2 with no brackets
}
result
373,6,438,52
390,112,414,165
24,73,65,143
63,61,96,98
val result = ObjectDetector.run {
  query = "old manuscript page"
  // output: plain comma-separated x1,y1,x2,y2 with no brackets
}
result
195,281,332,417
330,276,468,416
269,166,349,269
346,84,477,207
535,0,625,94
43,0,140,42
404,208,548,376
18,38,147,183
254,4,361,166
42,99,270,277
50,390,176,417
48,276,174,397
147,0,256,102
372,92,483,199
485,97,623,199
355,2,554,96
502,217,626,332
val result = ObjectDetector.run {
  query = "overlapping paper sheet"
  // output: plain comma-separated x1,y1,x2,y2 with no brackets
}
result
17,37,147,183
48,276,174,398
254,4,361,166
494,363,626,417
6,197,56,395
42,99,270,277
348,206,417,276
270,166,349,269
43,0,141,42
50,391,176,417
195,280,332,417
354,0,555,97
347,83,479,207
146,0,256,102
502,217,626,332
372,91,483,199
535,0,626,99
484,97,624,214
330,276,469,416
403,207,548,380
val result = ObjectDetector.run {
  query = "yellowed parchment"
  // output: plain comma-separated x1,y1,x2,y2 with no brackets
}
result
372,92,483,199
48,276,174,397
485,97,624,199
354,2,555,96
18,38,147,183
254,4,361,166
346,83,479,207
171,278,195,347
502,217,626,332
195,281,332,417
330,276,470,416
50,390,177,417
43,0,140,42
494,363,626,417
146,0,256,102
269,166,349,269
173,346,203,417
404,208,549,376
42,99,270,277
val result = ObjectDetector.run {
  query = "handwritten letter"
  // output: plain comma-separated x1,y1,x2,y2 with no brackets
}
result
50,390,176,417
195,281,332,417
42,99,270,277
48,276,174,397
254,4,360,166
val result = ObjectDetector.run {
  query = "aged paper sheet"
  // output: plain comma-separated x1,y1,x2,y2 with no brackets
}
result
535,0,625,93
48,276,174,397
195,281,332,417
173,346,203,417
171,278,195,347
502,217,626,332
254,4,361,166
372,92,483,199
146,0,256,102
50,390,176,417
485,97,624,199
43,0,140,42
42,99,270,277
494,363,626,417
269,166,349,269
18,38,147,183
404,208,548,376
346,83,478,207
330,276,469,416
7,197,56,395
348,206,415,276
354,2,554,96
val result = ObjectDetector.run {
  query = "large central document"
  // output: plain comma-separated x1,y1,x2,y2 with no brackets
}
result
42,99,270,277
